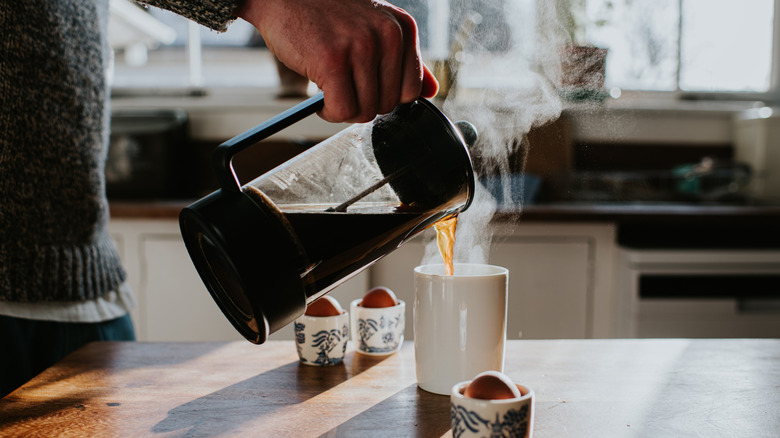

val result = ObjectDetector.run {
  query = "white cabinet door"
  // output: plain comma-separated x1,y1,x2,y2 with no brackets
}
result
111,218,370,342
141,234,243,342
492,237,589,339
111,219,242,342
268,270,370,341
368,237,426,342
112,219,615,342
369,223,617,340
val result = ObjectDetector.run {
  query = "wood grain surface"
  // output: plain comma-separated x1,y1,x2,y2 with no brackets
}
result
2,339,779,437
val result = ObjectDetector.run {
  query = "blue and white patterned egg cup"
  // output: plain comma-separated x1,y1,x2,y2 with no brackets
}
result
350,299,405,356
294,312,350,366
450,380,535,438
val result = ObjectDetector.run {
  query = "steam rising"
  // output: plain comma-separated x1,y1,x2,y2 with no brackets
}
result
421,0,568,266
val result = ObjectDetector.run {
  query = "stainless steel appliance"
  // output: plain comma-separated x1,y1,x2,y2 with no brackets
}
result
616,248,780,338
107,109,192,199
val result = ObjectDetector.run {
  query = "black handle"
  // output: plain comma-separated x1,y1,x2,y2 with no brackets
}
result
213,92,325,192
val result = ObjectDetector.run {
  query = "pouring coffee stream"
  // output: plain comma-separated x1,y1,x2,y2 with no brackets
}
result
434,215,458,276
179,92,477,344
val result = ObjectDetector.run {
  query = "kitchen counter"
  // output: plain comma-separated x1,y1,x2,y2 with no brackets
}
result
109,199,780,221
2,339,779,437
109,200,780,249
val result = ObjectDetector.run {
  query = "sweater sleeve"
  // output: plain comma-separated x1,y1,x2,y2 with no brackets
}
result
137,0,241,32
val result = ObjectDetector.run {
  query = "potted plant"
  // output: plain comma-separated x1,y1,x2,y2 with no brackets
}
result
556,0,609,102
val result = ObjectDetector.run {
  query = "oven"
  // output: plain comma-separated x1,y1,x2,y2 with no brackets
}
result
616,248,780,338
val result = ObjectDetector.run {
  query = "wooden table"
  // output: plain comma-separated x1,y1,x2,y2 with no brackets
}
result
2,339,779,437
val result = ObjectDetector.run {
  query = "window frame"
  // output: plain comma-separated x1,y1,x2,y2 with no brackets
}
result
670,0,780,102
110,0,780,105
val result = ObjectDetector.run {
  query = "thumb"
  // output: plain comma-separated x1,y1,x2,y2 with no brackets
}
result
420,63,439,99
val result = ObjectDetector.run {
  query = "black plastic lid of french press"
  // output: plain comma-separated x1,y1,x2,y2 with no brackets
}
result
179,95,328,344
372,98,476,213
179,189,308,344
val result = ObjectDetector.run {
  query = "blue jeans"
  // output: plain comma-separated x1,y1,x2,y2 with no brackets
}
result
0,314,135,398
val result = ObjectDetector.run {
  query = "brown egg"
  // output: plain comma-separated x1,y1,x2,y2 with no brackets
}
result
360,286,398,308
464,371,522,400
304,296,344,316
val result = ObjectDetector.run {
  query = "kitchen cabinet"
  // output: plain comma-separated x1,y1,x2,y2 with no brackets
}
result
111,218,616,342
109,218,369,342
110,219,240,342
111,218,617,342
370,222,617,341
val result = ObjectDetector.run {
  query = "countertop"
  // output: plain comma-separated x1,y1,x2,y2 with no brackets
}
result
109,200,780,248
2,339,779,437
109,199,780,222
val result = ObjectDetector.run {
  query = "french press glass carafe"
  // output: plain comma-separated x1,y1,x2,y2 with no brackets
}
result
180,93,476,344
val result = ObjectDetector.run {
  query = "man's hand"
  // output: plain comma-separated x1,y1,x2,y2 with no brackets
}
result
236,0,438,123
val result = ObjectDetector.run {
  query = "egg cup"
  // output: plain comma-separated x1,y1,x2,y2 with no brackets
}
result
294,312,349,366
450,381,535,438
349,299,405,356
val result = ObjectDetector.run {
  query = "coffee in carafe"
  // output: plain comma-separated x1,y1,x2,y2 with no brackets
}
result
179,93,477,344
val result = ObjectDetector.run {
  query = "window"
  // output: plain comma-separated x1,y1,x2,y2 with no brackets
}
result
110,2,275,90
109,0,780,101
583,0,777,97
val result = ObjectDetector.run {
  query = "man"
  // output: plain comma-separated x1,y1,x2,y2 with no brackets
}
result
0,0,437,398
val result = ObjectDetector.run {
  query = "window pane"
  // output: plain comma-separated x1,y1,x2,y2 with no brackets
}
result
585,0,680,91
111,0,778,96
680,0,774,92
457,0,540,90
112,7,271,89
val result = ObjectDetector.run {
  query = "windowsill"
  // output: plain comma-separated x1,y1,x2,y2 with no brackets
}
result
110,85,761,144
567,92,761,115
111,85,760,113
112,86,309,111
111,86,348,141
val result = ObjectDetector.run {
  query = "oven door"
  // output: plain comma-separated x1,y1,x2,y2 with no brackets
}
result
616,248,780,338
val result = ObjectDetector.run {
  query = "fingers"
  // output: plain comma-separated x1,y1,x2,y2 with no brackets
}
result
317,33,381,123
392,10,425,105
320,6,418,123
319,64,358,123
376,13,404,115
243,0,433,124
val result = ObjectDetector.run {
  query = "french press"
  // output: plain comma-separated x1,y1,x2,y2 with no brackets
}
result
180,92,476,344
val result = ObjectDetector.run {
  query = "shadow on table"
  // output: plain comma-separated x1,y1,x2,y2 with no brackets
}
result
0,341,228,425
321,383,452,438
153,350,391,436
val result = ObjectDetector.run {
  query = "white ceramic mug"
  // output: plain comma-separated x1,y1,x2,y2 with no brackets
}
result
414,263,508,395
451,380,534,438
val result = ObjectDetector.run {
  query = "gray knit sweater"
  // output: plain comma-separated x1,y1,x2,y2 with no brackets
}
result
0,0,237,302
